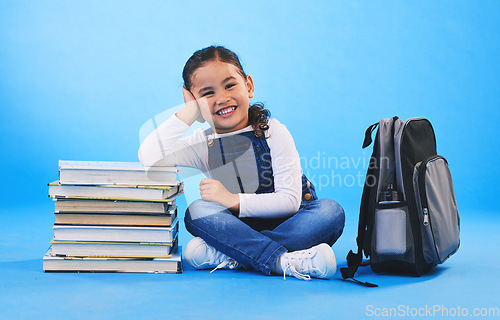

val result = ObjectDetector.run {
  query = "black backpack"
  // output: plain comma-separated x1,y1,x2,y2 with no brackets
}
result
341,117,460,287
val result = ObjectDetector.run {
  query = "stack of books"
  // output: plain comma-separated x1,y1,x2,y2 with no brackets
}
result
43,160,184,273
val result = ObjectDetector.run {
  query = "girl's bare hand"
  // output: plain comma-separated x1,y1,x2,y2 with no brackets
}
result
199,178,240,211
182,87,205,123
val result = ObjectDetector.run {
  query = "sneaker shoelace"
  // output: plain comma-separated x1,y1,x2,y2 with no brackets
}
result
204,245,239,273
210,259,239,273
282,249,321,281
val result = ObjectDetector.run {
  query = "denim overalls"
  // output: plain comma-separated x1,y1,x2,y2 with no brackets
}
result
206,129,318,231
184,129,345,275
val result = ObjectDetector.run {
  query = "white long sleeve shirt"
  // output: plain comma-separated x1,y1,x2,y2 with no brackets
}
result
138,114,303,218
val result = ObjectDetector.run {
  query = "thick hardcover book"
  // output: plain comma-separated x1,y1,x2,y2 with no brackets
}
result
50,236,178,258
53,219,179,242
43,246,182,273
53,198,175,213
54,208,177,226
48,181,183,202
58,160,178,186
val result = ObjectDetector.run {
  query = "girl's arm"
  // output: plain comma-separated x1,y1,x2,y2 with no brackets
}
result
138,89,208,170
238,119,303,218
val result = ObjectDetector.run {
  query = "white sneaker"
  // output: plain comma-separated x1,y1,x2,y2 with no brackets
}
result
184,237,241,272
275,243,337,280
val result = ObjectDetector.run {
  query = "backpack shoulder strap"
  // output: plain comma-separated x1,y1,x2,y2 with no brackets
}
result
341,116,400,287
341,121,380,287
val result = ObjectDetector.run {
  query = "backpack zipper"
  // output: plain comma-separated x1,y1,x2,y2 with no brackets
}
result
418,155,447,226
422,208,429,226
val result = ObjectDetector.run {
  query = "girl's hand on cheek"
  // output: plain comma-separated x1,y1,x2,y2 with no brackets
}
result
199,178,239,211
181,87,205,124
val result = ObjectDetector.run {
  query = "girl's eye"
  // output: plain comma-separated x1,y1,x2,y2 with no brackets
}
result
225,83,236,90
201,91,214,97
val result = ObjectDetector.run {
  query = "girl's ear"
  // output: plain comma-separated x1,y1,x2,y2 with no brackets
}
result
246,75,255,99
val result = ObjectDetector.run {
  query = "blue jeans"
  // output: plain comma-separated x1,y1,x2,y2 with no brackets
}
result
184,198,345,275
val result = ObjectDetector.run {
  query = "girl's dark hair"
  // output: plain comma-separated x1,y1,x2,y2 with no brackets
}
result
182,45,270,137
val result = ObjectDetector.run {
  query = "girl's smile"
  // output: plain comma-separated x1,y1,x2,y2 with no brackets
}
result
190,60,255,134
215,106,237,117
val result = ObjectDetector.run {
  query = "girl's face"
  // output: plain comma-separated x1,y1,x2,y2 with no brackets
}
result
189,60,254,134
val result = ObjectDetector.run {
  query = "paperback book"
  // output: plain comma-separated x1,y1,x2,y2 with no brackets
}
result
53,209,177,227
53,198,175,214
53,219,179,242
48,181,184,202
59,160,179,186
50,235,178,258
43,246,182,273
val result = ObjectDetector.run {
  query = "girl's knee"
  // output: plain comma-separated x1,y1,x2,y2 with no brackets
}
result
317,198,345,245
185,199,225,221
185,199,208,221
318,198,345,227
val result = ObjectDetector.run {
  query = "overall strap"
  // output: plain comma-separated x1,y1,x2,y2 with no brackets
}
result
206,130,275,195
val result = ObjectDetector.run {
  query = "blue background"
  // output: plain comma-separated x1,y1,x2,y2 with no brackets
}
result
1,1,499,319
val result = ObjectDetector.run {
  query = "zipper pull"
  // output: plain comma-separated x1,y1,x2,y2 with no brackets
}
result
423,208,429,226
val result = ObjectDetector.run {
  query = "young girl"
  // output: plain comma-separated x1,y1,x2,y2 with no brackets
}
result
138,46,345,280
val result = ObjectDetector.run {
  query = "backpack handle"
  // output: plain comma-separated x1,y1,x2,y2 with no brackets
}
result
363,122,379,148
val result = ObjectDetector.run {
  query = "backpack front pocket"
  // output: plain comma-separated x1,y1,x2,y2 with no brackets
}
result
413,156,460,264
